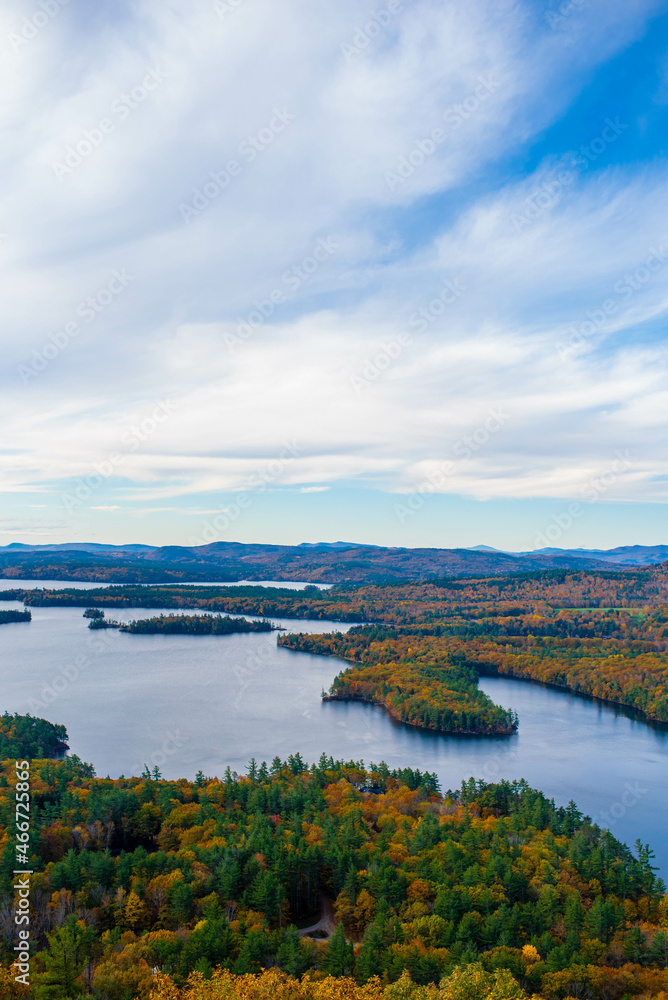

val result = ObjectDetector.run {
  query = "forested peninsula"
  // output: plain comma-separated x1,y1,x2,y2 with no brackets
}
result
0,712,68,758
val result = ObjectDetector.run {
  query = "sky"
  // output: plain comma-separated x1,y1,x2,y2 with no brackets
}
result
1,0,668,552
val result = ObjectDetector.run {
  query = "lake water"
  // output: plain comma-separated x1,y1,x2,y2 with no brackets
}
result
1,596,667,879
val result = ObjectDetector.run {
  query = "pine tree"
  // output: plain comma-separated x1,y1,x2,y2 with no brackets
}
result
35,917,92,999
325,922,354,976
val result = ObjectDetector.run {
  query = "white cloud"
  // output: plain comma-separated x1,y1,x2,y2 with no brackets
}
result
1,0,667,521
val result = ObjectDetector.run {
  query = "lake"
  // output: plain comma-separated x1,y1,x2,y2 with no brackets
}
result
1,590,667,879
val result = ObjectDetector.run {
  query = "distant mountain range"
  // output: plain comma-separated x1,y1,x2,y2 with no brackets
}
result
469,544,668,567
0,540,667,584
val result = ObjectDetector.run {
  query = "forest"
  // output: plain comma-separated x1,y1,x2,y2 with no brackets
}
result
117,615,278,635
0,609,31,625
6,563,668,620
0,754,667,998
0,713,68,759
0,584,365,621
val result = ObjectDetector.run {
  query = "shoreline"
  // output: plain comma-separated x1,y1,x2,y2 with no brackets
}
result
283,643,668,736
478,665,668,730
321,693,517,738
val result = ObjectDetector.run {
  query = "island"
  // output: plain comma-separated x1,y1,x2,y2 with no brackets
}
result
88,616,122,629
0,609,31,624
117,612,282,634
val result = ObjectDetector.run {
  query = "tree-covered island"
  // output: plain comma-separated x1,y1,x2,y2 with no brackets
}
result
118,613,281,635
0,609,31,625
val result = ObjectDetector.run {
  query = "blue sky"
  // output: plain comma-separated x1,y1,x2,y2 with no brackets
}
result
1,0,668,551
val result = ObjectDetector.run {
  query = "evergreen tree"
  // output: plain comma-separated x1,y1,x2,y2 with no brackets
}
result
35,916,93,999
325,922,354,976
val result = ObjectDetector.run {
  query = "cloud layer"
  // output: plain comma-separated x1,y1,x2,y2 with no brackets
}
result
1,0,668,542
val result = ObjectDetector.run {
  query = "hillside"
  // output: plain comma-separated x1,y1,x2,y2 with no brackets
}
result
0,540,638,584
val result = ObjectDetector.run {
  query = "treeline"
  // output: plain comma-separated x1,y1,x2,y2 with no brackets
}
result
0,609,31,624
0,584,366,622
1,756,666,998
466,634,668,723
6,565,668,624
0,712,68,759
118,614,277,635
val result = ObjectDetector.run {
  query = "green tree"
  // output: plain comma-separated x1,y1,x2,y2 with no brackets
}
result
325,922,354,976
179,915,234,975
623,925,646,963
649,929,668,967
35,916,94,999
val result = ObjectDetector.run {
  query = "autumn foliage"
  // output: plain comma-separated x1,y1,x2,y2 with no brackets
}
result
0,756,667,997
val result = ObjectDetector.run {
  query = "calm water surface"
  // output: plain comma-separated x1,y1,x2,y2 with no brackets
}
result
1,595,666,878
